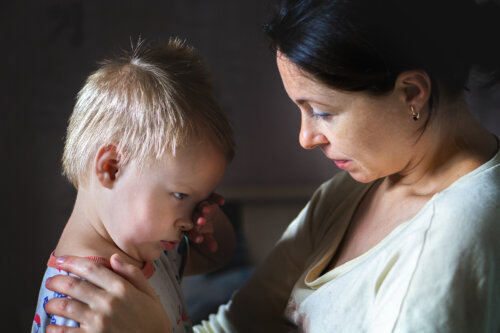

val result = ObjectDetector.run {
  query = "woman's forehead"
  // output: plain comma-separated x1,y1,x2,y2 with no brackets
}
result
277,55,362,106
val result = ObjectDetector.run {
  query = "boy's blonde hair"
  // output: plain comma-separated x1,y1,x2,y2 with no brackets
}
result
63,38,235,188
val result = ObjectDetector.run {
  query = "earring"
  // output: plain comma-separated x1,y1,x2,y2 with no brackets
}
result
409,105,419,121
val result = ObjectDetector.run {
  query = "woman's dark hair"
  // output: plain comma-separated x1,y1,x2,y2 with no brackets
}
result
264,0,500,108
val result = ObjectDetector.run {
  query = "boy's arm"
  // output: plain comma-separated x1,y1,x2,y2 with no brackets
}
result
184,197,236,276
33,268,80,332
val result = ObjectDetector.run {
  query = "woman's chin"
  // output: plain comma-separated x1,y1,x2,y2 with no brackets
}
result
347,170,377,184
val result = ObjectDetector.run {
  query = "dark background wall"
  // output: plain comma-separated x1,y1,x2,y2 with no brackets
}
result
1,1,499,332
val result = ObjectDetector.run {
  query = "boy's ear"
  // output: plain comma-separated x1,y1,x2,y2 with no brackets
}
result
95,145,121,188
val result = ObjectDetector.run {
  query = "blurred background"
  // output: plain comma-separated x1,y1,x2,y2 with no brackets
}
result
1,1,499,331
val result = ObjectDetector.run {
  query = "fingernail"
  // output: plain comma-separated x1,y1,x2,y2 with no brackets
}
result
56,256,66,266
45,277,52,285
114,254,126,263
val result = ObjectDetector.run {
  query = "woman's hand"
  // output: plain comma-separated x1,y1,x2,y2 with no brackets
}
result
186,193,227,253
44,254,172,333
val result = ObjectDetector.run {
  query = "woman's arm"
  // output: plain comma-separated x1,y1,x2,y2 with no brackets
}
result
45,254,172,333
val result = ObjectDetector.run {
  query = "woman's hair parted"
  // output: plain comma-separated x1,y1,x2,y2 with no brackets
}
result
264,0,500,110
63,38,235,188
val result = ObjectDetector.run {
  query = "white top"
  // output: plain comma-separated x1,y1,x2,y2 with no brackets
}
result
149,244,192,332
195,148,500,333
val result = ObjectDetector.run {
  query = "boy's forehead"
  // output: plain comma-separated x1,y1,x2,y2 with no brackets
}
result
166,139,226,160
155,141,227,172
155,145,226,191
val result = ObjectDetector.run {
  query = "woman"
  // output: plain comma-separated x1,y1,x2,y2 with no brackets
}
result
44,0,500,331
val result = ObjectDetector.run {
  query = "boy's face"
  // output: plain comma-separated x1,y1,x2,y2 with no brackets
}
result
103,141,227,263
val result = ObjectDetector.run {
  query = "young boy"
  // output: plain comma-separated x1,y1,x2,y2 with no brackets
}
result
32,38,236,333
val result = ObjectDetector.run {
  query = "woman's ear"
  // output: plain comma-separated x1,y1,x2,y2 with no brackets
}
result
395,70,431,110
95,145,121,188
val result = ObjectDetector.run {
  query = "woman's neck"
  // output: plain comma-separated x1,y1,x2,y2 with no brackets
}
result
386,101,497,197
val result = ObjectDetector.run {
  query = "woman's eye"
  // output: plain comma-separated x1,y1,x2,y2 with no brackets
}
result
173,192,187,200
311,107,332,119
312,111,331,119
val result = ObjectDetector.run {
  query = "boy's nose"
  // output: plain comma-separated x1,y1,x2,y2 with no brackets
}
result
176,218,194,232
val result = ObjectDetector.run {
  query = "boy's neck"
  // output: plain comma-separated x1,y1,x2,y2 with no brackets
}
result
54,189,146,270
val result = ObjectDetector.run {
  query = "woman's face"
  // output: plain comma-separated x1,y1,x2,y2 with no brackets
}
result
277,55,421,183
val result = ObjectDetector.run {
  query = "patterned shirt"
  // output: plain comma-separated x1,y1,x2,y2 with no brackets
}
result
32,238,191,333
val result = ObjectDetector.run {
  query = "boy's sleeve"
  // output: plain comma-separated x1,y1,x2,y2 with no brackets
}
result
32,268,79,333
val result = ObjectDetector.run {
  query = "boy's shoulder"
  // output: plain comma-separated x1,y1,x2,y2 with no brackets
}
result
32,266,79,332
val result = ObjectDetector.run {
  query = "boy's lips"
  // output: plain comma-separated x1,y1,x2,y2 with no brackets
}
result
160,240,180,251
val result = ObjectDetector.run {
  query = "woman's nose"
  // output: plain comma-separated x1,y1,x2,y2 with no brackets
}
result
299,117,328,149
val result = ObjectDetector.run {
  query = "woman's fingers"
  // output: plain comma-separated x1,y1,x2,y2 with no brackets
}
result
109,254,157,297
45,276,93,322
56,256,124,290
45,271,131,331
44,255,173,332
45,273,105,306
53,255,152,299
46,325,81,333
45,255,151,326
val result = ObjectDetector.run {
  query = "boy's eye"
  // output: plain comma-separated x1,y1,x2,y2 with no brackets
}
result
173,192,187,200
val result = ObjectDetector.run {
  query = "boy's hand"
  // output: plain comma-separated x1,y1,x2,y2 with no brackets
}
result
186,193,226,252
184,193,235,275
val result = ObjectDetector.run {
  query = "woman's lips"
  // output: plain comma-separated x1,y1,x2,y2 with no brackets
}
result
333,159,351,169
160,240,180,251
323,149,351,170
